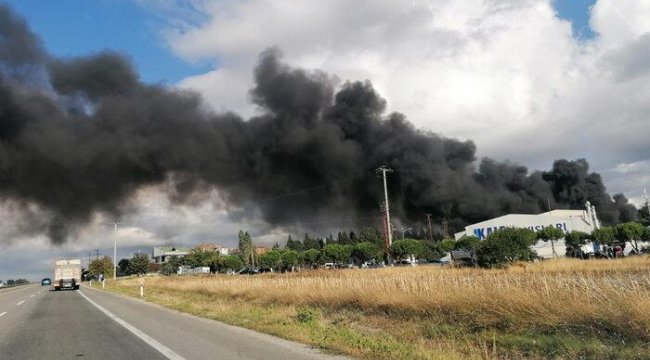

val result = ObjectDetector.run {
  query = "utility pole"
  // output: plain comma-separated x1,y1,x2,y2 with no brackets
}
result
87,251,92,269
112,221,119,279
376,166,393,251
95,249,100,259
425,214,433,241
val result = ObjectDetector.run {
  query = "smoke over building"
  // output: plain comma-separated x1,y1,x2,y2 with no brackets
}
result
0,5,637,244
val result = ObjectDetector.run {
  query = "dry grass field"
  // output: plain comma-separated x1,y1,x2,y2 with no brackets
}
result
106,257,650,359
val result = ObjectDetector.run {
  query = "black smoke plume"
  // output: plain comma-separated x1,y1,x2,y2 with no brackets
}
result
0,5,637,243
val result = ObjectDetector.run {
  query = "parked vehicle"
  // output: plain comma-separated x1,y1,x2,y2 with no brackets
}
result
41,278,51,286
238,268,259,275
429,259,451,266
335,263,355,269
364,262,386,269
54,259,81,290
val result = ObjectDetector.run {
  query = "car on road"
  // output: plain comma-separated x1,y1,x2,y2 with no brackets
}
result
41,278,52,286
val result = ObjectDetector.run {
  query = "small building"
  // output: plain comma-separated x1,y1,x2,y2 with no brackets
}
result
152,246,191,264
255,246,271,255
195,243,230,255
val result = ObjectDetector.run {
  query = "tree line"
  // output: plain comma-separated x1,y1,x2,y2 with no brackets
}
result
92,219,649,276
450,221,650,268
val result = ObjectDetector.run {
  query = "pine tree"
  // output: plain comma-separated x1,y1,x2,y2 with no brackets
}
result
238,230,255,267
303,233,319,249
349,231,358,244
337,232,349,244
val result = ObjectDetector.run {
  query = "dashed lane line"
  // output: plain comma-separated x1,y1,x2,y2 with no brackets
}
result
16,300,25,306
0,312,6,317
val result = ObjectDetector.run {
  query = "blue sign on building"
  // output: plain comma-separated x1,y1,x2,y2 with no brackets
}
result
473,223,568,240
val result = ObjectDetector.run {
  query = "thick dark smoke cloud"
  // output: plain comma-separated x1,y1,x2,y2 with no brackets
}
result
0,5,637,243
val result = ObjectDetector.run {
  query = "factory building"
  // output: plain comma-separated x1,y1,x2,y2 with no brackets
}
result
454,202,602,258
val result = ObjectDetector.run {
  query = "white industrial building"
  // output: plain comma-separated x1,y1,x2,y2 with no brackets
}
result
454,202,602,259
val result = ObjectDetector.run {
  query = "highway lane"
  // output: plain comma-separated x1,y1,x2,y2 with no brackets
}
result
0,286,166,360
80,286,349,360
0,284,349,360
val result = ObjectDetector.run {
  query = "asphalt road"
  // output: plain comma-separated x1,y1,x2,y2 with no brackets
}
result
0,283,349,360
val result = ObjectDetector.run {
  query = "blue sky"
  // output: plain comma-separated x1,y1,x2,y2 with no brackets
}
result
3,0,596,85
553,0,597,39
2,0,212,84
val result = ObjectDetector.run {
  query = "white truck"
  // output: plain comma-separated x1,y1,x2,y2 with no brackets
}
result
54,259,81,290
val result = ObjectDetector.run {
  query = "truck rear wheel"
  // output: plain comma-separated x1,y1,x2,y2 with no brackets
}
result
54,286,60,291
74,285,79,290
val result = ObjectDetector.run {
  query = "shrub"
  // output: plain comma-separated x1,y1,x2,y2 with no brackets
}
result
476,228,537,268
296,306,321,324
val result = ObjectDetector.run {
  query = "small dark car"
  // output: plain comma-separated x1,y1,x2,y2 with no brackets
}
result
238,268,259,275
41,278,51,286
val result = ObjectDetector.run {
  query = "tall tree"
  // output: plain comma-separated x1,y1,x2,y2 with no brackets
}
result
592,227,615,246
161,256,183,275
359,227,383,244
391,239,425,261
352,242,382,264
536,225,564,258
118,258,130,274
89,256,113,278
337,232,350,244
303,233,320,250
564,231,590,258
127,252,150,275
258,250,282,271
183,249,212,267
300,248,321,269
322,244,352,263
454,235,480,266
285,234,304,251
238,230,255,267
221,256,244,272
281,250,299,271
476,228,537,267
615,222,646,251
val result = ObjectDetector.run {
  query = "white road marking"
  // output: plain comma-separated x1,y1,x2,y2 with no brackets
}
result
0,312,7,317
30,294,35,298
16,301,25,306
77,291,185,360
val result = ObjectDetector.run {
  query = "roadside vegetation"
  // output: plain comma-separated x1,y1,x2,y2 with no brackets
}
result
103,256,650,359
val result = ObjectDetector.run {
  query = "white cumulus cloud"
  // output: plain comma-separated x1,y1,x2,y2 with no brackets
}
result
143,0,650,201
